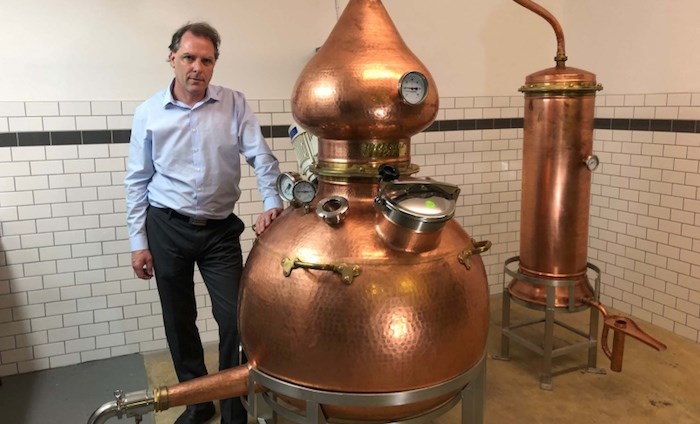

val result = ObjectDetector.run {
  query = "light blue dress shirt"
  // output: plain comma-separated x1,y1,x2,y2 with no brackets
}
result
125,81,283,252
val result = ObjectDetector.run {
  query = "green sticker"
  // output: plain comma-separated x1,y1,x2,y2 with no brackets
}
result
425,199,436,208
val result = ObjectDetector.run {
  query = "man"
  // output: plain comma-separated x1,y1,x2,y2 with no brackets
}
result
125,22,283,424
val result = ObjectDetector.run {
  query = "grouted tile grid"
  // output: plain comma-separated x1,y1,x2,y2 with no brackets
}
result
0,93,699,376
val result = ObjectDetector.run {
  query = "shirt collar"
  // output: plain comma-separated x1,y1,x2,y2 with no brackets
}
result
161,79,220,109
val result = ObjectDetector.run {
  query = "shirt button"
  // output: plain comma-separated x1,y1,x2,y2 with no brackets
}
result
192,128,196,132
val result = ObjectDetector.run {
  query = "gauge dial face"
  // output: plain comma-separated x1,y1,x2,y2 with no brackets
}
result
399,71,428,105
276,172,302,202
585,155,600,171
292,180,317,204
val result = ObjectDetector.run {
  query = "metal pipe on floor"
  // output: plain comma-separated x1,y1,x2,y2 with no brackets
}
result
86,364,257,423
86,389,154,424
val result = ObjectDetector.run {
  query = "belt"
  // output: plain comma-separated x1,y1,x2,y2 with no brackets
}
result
155,207,229,227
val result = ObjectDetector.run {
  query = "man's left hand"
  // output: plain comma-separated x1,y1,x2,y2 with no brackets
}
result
255,207,282,235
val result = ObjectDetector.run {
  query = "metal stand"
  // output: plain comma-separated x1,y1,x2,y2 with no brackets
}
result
492,256,605,390
242,354,486,424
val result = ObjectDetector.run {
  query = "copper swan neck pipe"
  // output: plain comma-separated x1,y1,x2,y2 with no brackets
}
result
513,0,567,66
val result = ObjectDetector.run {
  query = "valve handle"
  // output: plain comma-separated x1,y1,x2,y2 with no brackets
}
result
378,164,400,182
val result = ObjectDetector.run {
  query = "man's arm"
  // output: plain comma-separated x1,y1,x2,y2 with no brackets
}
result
236,93,284,234
125,107,156,279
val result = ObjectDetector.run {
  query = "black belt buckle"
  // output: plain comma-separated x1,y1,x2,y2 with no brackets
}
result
188,217,208,226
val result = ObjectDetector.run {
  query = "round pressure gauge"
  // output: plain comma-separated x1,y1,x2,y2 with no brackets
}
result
585,155,600,172
399,71,429,105
276,172,302,202
292,180,317,204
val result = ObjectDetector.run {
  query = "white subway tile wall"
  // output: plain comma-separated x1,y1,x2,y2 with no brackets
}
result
0,94,699,377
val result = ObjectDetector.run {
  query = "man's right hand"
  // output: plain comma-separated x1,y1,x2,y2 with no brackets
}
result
131,249,154,280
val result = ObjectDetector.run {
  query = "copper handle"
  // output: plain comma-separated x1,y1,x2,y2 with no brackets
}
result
282,257,361,285
458,239,492,270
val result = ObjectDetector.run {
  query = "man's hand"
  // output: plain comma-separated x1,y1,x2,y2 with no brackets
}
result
255,208,282,235
131,249,154,280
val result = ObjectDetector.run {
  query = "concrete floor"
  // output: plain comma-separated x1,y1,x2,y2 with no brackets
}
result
0,353,154,424
143,294,700,424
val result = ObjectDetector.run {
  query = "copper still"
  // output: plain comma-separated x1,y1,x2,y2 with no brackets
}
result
88,1,491,423
240,0,491,419
496,0,665,389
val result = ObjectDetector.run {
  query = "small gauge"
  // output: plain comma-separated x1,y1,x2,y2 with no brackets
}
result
585,155,600,171
292,180,317,204
276,172,302,202
399,71,429,105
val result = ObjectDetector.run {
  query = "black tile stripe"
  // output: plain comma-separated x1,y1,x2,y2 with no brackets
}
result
594,118,612,130
112,129,131,143
672,120,696,133
0,132,18,147
630,119,651,131
650,120,673,132
611,119,631,130
18,132,49,146
51,131,81,145
0,118,699,147
82,130,112,144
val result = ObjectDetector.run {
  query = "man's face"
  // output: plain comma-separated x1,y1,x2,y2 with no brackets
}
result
169,31,216,102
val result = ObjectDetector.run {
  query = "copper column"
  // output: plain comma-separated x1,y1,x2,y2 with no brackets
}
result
507,66,602,307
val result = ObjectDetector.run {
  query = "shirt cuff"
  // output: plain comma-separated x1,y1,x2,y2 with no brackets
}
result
129,235,149,252
263,196,284,211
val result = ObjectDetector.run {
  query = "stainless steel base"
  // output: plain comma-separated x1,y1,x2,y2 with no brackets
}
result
493,256,606,390
242,354,486,424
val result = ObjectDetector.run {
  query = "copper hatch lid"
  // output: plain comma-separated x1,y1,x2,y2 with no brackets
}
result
291,0,439,141
375,180,460,233
520,66,602,94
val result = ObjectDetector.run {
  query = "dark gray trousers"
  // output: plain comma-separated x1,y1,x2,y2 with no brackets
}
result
146,206,246,424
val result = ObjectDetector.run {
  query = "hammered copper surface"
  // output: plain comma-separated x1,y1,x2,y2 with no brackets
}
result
240,184,489,393
239,0,490,420
291,0,438,141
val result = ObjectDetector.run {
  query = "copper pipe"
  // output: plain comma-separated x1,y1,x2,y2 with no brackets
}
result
587,300,667,372
513,0,567,66
609,320,627,372
154,365,262,412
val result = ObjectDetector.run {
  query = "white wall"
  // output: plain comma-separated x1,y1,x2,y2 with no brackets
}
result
5,0,700,101
0,0,337,101
563,0,700,95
